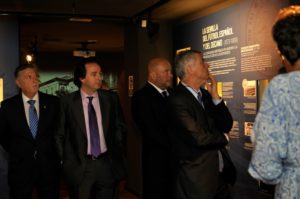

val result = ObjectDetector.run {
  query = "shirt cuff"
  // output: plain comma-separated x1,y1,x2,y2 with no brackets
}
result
213,98,222,105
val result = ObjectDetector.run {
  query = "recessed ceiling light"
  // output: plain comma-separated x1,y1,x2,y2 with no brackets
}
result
69,17,92,23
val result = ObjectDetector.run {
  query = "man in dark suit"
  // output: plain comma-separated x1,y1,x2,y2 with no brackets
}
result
131,58,173,199
55,58,127,199
0,64,61,199
167,50,236,199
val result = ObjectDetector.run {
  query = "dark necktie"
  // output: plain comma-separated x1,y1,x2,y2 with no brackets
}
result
87,96,101,157
197,91,204,108
162,91,168,98
28,100,38,138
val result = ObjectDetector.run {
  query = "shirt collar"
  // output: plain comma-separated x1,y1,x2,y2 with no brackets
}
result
181,82,201,96
80,89,98,100
148,81,168,94
22,92,39,102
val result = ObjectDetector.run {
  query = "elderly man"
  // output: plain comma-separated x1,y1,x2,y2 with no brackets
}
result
167,50,235,199
0,64,60,199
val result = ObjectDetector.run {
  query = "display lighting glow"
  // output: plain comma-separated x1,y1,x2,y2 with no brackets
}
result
141,19,147,28
0,78,3,104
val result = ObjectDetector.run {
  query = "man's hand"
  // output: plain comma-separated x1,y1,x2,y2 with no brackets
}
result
205,74,220,100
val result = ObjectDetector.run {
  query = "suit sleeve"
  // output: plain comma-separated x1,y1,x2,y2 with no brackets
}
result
202,90,233,133
112,92,127,151
168,95,228,148
54,96,67,160
0,101,9,151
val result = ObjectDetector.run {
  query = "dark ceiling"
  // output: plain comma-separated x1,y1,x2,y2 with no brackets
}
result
0,0,229,53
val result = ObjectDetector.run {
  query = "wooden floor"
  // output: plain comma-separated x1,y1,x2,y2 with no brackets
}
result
118,190,138,199
60,181,138,199
60,189,138,199
33,181,138,199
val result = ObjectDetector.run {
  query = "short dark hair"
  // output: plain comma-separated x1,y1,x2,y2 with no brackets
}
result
73,57,101,88
273,14,300,65
14,64,37,79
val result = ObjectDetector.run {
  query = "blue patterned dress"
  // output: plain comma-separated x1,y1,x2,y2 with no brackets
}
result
249,71,300,199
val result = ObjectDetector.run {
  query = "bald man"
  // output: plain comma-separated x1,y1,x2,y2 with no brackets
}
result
131,58,173,199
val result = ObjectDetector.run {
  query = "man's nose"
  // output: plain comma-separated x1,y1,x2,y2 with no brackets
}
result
33,78,39,83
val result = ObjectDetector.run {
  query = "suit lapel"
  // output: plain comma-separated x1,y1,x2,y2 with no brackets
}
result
178,83,205,111
16,94,34,140
73,91,87,137
200,88,210,108
98,90,109,137
37,93,45,137
145,82,165,100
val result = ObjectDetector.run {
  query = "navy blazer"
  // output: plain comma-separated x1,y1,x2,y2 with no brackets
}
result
0,92,60,185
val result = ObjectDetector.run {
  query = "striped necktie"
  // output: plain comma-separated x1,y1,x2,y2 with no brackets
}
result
197,91,204,108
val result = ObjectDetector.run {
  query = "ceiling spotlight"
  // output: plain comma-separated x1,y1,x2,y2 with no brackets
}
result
26,54,33,63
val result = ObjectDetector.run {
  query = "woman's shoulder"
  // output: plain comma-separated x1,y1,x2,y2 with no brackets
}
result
267,72,300,105
269,72,300,92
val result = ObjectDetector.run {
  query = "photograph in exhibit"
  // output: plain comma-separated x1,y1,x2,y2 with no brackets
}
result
244,121,253,137
257,79,269,109
242,79,256,97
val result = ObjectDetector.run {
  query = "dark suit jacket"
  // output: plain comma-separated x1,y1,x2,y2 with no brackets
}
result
55,89,127,186
167,83,235,199
131,82,172,198
131,82,171,151
0,92,60,186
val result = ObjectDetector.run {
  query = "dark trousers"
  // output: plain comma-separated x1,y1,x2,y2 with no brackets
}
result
9,161,60,199
213,174,233,199
68,156,117,199
142,150,172,199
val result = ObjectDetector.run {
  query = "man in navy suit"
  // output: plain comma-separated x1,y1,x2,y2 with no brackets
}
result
167,50,236,199
131,57,173,199
0,64,60,199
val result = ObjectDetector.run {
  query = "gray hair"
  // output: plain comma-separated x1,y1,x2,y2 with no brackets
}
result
174,50,201,80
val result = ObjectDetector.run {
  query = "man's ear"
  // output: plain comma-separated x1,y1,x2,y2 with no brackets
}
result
149,71,156,80
15,79,21,88
79,77,85,84
186,64,193,75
